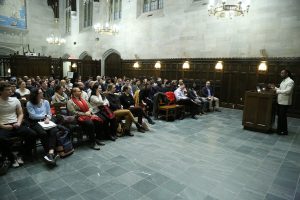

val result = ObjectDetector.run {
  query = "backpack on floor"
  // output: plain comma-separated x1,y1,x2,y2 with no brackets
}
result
56,125,74,158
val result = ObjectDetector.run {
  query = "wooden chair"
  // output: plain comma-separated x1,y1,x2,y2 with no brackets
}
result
158,92,185,121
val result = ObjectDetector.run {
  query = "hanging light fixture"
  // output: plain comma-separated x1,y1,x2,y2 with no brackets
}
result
258,61,267,72
182,61,190,69
208,0,251,19
72,63,78,68
133,62,140,68
154,61,161,69
7,68,11,74
46,18,66,45
215,61,223,70
93,0,119,35
46,34,66,45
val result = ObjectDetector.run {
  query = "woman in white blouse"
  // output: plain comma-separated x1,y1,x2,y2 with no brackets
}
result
89,83,117,141
16,81,30,98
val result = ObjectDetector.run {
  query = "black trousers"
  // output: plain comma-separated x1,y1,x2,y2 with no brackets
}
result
95,112,117,138
129,107,144,124
277,104,289,133
78,120,103,142
177,99,199,116
31,123,58,153
0,125,37,162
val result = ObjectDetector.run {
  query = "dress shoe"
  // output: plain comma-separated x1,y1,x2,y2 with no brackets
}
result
124,129,134,136
109,135,116,141
136,123,146,133
279,131,288,135
90,143,101,150
95,139,105,146
191,115,198,120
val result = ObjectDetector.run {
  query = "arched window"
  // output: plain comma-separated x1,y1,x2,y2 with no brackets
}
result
109,0,122,20
143,0,163,13
83,0,93,28
65,1,71,33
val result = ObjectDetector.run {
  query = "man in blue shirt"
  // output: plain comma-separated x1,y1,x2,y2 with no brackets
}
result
202,81,220,111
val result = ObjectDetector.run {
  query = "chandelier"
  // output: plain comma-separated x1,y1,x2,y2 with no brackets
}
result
208,0,250,19
93,23,119,35
46,34,66,45
93,0,119,35
46,18,66,45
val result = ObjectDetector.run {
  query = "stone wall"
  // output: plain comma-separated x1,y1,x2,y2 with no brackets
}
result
1,0,300,60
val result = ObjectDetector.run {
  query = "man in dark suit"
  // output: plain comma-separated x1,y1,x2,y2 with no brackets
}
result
201,81,220,111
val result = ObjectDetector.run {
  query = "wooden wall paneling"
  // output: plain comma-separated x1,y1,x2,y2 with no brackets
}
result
115,58,300,116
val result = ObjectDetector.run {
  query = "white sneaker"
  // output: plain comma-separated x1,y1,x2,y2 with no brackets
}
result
12,160,20,168
142,122,150,131
17,157,24,165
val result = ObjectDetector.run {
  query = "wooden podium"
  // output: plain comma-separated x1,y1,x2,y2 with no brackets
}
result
242,91,276,132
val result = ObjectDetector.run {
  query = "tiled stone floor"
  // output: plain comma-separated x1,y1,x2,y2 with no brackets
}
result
1,108,300,200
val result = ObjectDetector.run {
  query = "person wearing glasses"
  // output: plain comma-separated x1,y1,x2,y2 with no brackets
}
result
27,88,59,165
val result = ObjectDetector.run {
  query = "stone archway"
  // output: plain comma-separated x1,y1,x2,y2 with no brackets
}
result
0,46,16,55
101,49,121,76
79,51,92,60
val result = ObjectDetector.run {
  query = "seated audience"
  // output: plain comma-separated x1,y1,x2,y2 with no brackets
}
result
174,83,200,119
27,88,59,165
16,80,30,98
74,82,89,101
120,86,155,126
89,83,117,141
52,85,68,104
67,87,104,150
10,82,21,99
139,83,154,115
201,81,221,111
106,84,145,135
187,84,209,114
0,82,37,167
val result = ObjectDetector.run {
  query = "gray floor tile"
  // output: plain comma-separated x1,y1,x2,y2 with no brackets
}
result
81,187,109,200
115,172,143,186
99,179,127,195
235,188,265,200
46,186,76,200
0,109,298,200
131,179,158,195
145,172,171,186
79,166,103,177
146,187,176,200
264,193,289,200
61,171,87,185
69,178,96,194
113,187,143,200
105,166,128,177
39,178,67,193
14,185,45,200
161,179,186,194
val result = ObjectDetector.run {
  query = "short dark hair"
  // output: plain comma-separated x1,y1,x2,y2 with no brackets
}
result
0,82,11,92
122,85,129,92
55,85,62,92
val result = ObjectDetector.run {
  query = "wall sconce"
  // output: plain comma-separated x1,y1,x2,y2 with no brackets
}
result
215,61,223,70
182,61,190,69
7,68,11,73
71,63,77,68
133,61,140,68
154,61,161,69
258,61,267,72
